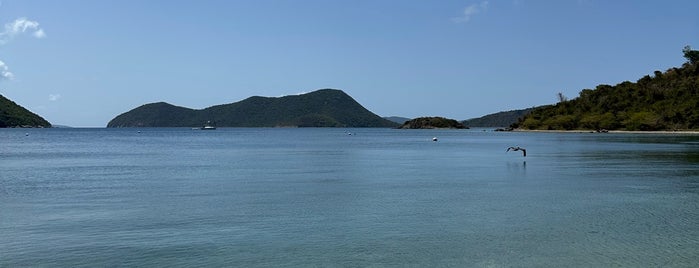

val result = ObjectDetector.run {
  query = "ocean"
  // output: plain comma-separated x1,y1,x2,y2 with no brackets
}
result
1,128,698,267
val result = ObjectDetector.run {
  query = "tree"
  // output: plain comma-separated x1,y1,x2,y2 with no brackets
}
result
557,92,568,103
683,45,699,64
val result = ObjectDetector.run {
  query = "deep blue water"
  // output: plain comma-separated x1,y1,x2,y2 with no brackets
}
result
1,128,698,267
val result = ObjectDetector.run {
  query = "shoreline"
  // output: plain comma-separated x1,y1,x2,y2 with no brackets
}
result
511,129,699,134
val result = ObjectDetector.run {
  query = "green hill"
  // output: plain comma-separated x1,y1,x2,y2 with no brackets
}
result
0,94,51,128
107,89,398,128
462,108,535,128
512,48,699,131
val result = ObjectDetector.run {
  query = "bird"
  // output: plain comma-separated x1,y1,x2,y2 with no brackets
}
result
507,146,526,157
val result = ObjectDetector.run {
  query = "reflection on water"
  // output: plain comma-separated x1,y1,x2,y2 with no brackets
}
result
506,160,526,177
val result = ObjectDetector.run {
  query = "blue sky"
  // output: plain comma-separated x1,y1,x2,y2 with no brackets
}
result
1,0,697,127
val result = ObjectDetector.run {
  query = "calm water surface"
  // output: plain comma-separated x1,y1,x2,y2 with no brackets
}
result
1,128,698,267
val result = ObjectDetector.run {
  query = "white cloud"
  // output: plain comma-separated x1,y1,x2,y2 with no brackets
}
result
49,94,61,101
452,1,490,23
0,60,14,80
0,17,46,44
0,17,46,82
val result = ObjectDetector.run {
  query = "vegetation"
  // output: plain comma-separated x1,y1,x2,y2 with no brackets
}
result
0,94,51,128
108,89,399,128
462,108,535,128
511,47,699,131
684,46,699,64
398,117,467,129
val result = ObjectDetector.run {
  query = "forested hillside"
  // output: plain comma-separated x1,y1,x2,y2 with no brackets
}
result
0,94,51,128
512,47,699,131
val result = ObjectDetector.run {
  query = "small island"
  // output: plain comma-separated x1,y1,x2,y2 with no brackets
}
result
398,117,468,129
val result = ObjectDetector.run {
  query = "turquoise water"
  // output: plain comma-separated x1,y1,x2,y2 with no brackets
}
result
1,128,698,267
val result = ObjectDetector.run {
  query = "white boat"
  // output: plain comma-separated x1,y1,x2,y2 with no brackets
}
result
200,121,216,130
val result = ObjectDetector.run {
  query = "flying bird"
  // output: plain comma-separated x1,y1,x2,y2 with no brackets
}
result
507,146,526,157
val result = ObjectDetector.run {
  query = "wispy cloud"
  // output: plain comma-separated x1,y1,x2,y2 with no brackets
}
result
452,1,490,23
49,94,61,101
0,17,46,44
0,60,14,80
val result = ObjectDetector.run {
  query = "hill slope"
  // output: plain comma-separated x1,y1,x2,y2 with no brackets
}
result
384,116,411,124
0,94,51,128
512,54,699,131
108,89,398,128
462,108,535,128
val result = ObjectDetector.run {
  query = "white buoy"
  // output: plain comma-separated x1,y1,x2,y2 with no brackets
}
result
432,137,438,142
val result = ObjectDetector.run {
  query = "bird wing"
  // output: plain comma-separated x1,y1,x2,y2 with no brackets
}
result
522,149,526,157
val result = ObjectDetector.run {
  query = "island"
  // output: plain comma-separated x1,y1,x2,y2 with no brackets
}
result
398,117,468,129
108,89,399,128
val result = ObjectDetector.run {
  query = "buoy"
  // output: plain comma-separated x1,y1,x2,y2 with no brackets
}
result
432,137,438,142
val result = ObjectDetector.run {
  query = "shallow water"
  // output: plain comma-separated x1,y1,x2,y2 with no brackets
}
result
1,128,698,267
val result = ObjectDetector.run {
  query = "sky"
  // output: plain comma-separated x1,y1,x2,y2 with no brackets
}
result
0,0,697,127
